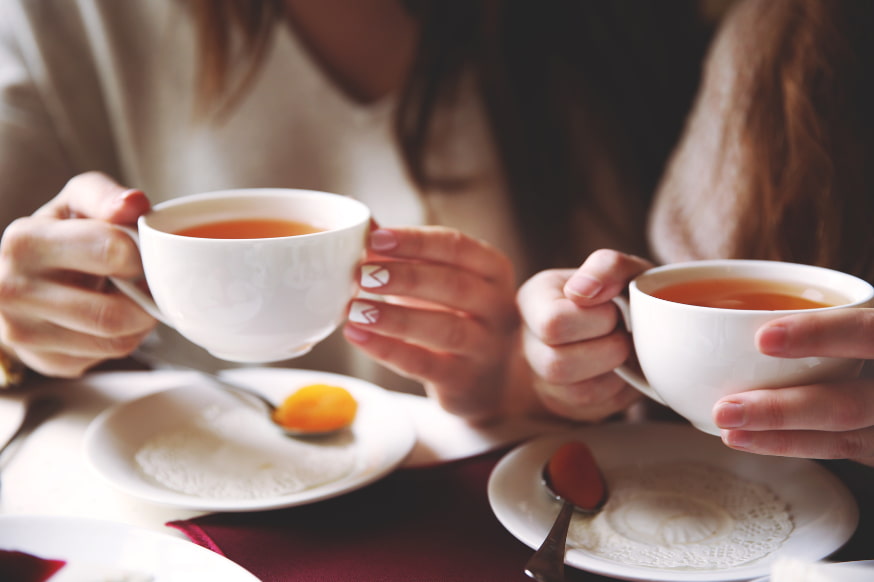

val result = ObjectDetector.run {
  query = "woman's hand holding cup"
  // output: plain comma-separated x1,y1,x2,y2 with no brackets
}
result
517,249,652,422
717,307,874,466
519,248,874,464
0,172,156,378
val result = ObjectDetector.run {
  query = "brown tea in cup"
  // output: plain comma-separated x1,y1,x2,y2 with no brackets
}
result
174,218,325,239
651,277,846,311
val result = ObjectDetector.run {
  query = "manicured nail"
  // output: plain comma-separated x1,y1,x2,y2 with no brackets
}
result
360,265,390,288
348,300,380,324
107,188,141,212
714,401,746,428
565,274,603,299
369,229,398,253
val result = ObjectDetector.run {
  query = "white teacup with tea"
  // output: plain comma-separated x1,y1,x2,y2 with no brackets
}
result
613,260,874,435
110,188,371,363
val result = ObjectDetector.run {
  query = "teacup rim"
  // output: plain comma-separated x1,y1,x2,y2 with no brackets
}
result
138,188,371,240
631,259,874,313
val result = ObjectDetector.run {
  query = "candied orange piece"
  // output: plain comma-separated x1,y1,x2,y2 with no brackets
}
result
273,384,358,433
547,441,607,511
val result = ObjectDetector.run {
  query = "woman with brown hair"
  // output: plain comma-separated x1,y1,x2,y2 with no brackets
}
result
0,1,706,419
519,0,874,463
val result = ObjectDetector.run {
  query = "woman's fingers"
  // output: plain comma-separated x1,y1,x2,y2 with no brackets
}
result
367,227,514,286
0,172,153,377
1,217,143,278
346,298,493,359
522,325,632,386
518,269,620,345
35,171,150,223
343,316,502,419
721,427,874,465
716,379,874,464
360,259,516,330
516,250,653,422
348,226,522,420
716,380,874,432
563,249,653,304
757,308,874,359
534,372,641,422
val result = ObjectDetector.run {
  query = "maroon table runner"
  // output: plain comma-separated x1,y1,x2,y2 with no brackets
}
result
169,449,609,581
169,452,874,582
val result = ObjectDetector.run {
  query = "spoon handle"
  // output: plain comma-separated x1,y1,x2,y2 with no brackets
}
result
524,499,574,582
131,348,277,413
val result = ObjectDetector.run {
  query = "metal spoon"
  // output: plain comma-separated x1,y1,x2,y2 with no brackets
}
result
524,441,608,582
131,349,347,438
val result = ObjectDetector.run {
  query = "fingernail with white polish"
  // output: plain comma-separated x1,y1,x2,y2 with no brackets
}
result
349,300,380,325
360,265,390,288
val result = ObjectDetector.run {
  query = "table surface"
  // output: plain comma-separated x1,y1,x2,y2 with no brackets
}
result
0,370,871,582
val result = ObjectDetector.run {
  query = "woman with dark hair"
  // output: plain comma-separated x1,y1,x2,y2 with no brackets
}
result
0,1,706,419
519,0,874,463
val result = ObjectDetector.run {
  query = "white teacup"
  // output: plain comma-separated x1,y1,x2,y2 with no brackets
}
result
110,188,370,363
613,259,874,435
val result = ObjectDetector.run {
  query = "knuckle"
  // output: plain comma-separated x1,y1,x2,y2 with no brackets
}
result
538,351,576,385
1,319,34,347
0,272,27,304
96,333,143,358
588,248,625,270
99,228,138,274
442,318,472,352
403,350,438,380
89,299,136,335
0,218,36,260
830,397,868,430
535,311,575,345
603,332,633,368
64,171,109,192
832,431,870,459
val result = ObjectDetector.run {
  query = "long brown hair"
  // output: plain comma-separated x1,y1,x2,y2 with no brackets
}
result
727,0,874,280
185,0,707,272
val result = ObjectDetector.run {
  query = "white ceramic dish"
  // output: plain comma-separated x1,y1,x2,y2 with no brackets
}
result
84,368,415,511
488,422,859,582
749,560,874,582
0,514,259,581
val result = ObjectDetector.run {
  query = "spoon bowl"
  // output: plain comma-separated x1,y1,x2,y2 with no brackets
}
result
524,440,608,582
132,349,349,438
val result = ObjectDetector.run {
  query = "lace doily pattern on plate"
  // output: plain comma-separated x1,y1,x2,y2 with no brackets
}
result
567,461,793,570
136,405,357,499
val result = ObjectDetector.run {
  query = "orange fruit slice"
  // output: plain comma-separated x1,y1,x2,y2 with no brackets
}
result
272,384,358,433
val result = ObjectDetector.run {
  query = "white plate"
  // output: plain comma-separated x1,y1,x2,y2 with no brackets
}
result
488,422,859,582
0,514,259,581
749,560,874,582
84,368,416,511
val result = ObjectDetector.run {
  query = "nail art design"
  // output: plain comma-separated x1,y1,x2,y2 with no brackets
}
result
360,265,390,288
349,300,380,325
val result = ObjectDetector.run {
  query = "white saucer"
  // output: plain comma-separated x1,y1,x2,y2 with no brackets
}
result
0,514,259,581
749,560,874,582
84,368,415,511
488,422,859,582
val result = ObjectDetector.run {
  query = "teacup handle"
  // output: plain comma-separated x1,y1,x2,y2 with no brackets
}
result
610,296,668,406
107,226,173,326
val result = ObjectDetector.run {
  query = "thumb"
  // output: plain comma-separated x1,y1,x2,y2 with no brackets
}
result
37,171,151,225
563,249,653,306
